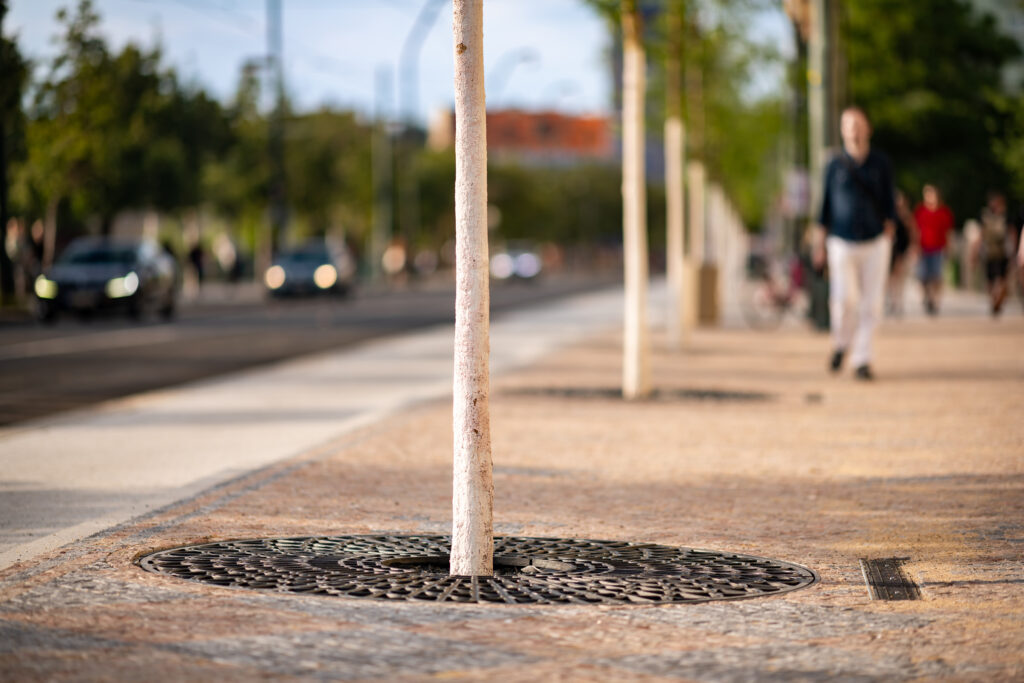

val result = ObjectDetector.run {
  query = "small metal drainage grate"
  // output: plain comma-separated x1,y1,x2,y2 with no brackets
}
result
139,535,817,605
503,387,773,403
859,558,921,600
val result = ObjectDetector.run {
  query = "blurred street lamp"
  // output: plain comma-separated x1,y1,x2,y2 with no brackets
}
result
399,0,447,126
487,47,539,109
397,0,447,250
538,79,580,111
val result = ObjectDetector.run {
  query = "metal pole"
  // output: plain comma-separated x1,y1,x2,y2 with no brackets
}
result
267,0,287,255
807,0,827,218
371,67,394,282
400,0,446,126
487,47,538,109
0,1,14,302
398,0,445,250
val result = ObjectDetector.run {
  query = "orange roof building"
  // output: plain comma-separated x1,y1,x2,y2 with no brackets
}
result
428,108,614,165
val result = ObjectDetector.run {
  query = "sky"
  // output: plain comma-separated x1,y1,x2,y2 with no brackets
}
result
7,0,792,124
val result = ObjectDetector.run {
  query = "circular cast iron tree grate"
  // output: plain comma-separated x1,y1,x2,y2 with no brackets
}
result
139,536,816,605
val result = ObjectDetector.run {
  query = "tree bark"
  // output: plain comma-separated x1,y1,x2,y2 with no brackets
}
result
0,102,12,302
664,0,687,349
685,161,705,328
449,0,493,577
43,197,58,270
621,0,651,400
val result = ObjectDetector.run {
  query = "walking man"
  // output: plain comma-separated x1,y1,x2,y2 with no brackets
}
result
815,106,895,381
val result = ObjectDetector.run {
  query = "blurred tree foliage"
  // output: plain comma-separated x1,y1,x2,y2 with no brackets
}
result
583,0,787,229
14,0,230,234
12,1,380,258
8,0,783,274
0,0,27,165
415,149,637,251
286,109,373,241
844,0,1022,220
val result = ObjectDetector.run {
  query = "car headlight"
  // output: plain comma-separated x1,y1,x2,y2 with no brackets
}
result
514,253,542,278
490,253,514,280
106,271,139,298
264,265,286,289
313,264,337,289
34,275,58,299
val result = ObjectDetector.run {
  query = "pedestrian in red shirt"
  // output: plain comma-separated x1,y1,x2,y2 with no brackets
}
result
913,184,954,315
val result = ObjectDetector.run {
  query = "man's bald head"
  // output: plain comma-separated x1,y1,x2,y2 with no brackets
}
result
840,106,872,162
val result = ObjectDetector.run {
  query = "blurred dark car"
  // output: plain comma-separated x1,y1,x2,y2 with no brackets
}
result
34,237,178,322
263,241,356,298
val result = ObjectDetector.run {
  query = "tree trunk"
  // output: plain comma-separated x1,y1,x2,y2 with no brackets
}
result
0,104,12,302
43,197,58,270
664,0,687,349
449,0,493,578
686,161,705,327
618,1,651,401
621,0,651,400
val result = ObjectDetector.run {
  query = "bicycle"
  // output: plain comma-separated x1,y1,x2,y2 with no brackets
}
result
740,253,808,330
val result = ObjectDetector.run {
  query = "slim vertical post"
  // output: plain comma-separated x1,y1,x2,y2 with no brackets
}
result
664,0,687,349
449,0,493,577
267,0,287,255
371,66,393,282
807,0,827,217
621,0,651,400
0,1,13,302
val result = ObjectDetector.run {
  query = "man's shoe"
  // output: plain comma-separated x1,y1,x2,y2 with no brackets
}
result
854,365,874,381
829,349,845,373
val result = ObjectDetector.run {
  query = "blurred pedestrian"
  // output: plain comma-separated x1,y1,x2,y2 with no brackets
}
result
1018,212,1024,280
1017,207,1024,297
913,184,954,315
188,242,205,285
963,218,982,291
977,192,1012,316
4,217,37,301
886,190,917,317
814,106,895,381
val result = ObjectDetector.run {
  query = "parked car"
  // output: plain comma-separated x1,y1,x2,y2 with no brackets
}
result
34,237,178,322
490,241,543,281
263,240,356,298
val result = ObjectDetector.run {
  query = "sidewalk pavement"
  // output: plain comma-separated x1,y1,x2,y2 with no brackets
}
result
1,284,1022,680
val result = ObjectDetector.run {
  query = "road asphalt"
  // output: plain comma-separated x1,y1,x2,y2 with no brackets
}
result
0,282,1021,681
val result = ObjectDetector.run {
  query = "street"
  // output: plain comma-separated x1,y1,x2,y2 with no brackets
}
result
0,274,614,426
0,278,627,570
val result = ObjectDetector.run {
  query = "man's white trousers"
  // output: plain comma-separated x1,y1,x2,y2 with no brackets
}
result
826,234,891,367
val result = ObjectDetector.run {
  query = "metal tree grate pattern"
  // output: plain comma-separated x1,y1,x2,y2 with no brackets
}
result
138,535,817,605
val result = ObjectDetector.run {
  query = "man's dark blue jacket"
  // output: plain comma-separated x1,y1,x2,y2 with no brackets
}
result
819,149,895,242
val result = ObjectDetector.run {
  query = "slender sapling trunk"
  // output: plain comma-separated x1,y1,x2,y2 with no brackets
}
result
449,0,493,577
621,0,651,400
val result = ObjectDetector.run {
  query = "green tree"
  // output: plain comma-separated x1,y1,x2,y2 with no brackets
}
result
0,0,28,299
844,0,1021,219
286,109,373,242
17,0,229,256
201,64,270,258
583,0,787,228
